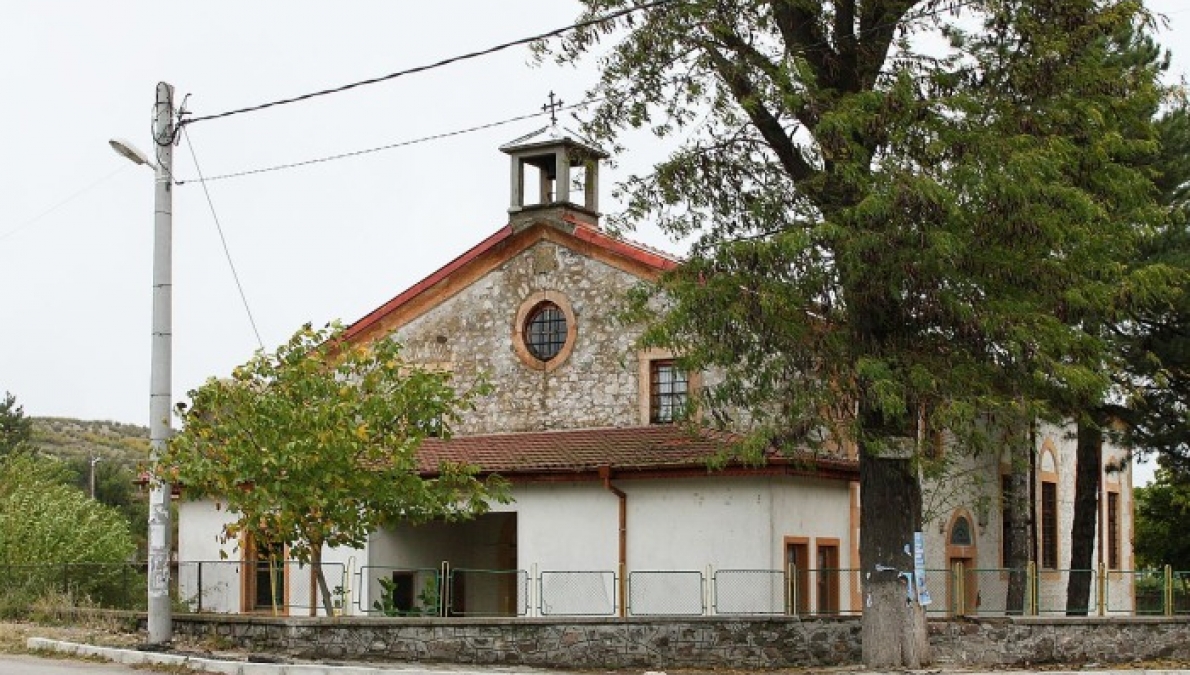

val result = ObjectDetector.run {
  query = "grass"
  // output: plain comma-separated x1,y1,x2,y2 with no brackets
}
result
0,619,224,674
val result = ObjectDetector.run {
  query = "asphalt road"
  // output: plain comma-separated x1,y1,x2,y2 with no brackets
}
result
0,654,148,675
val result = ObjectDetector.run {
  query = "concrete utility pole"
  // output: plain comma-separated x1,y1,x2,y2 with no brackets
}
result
89,455,101,499
146,80,175,646
109,83,175,646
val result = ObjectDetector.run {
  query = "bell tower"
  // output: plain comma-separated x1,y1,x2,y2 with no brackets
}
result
500,94,608,232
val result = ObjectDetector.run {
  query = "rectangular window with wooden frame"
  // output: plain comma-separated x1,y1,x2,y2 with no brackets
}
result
649,360,688,424
1041,481,1058,569
815,540,840,615
1107,491,1120,570
243,538,287,614
785,538,810,615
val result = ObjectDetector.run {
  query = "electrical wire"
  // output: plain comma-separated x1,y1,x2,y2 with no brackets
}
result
173,0,995,136
180,0,676,128
181,127,267,351
175,98,603,186
167,0,1018,189
0,164,132,243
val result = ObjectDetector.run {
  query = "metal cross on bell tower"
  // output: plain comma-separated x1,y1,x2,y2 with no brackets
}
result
501,92,609,231
542,91,564,125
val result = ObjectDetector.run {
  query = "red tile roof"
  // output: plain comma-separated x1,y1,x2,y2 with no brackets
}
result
343,221,679,344
343,224,514,342
417,425,857,482
571,222,681,271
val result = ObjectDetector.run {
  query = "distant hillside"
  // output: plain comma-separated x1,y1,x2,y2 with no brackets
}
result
31,417,150,468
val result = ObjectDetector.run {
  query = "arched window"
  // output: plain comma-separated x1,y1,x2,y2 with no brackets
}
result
950,516,973,547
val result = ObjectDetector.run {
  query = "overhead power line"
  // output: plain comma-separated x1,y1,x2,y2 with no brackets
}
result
177,0,996,134
175,98,603,185
181,127,267,351
181,0,676,128
0,164,132,243
171,0,1000,187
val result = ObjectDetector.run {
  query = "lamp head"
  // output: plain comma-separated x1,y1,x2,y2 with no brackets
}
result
108,138,154,167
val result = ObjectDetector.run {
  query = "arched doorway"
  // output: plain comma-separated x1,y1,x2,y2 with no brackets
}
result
946,510,979,615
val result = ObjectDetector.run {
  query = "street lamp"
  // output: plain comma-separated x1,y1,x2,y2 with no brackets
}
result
108,138,153,168
109,81,175,646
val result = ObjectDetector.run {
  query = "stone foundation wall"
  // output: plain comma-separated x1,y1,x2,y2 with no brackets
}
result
930,617,1190,667
170,615,1190,669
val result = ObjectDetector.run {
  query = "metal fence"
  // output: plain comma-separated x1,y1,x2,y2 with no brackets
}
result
1032,568,1095,615
447,568,529,617
1176,571,1190,614
3,561,1188,618
1107,568,1164,615
353,566,529,617
714,569,784,615
922,567,954,614
0,562,149,611
628,570,705,616
175,560,346,616
357,566,441,616
539,570,617,616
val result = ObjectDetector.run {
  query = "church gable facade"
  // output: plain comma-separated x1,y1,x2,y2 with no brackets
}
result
176,124,1135,620
345,222,678,435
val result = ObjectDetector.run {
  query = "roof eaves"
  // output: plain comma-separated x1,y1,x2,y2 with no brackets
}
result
570,226,681,272
343,224,514,342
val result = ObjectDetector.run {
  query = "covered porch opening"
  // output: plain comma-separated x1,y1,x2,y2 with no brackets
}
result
366,511,520,616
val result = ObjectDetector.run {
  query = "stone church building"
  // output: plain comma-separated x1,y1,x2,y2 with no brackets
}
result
177,124,1135,618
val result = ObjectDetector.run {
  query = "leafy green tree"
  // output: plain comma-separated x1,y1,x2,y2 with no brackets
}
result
1120,101,1190,471
1063,101,1190,611
0,392,33,457
1067,98,1188,614
159,322,509,614
0,453,136,610
62,456,150,557
1063,29,1185,612
1134,468,1190,569
551,0,1166,664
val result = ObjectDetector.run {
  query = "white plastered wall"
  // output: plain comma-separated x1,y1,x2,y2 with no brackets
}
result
176,498,365,616
176,498,239,614
365,474,853,616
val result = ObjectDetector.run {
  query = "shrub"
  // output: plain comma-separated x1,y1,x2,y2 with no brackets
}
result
0,455,136,612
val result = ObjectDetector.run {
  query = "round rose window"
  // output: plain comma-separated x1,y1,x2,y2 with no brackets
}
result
523,301,567,361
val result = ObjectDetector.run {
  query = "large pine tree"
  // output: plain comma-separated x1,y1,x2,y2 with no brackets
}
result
551,0,1168,665
1119,102,1190,470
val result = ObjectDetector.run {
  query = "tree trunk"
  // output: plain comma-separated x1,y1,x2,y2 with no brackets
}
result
1004,426,1033,615
860,448,929,668
1066,418,1102,615
312,541,335,616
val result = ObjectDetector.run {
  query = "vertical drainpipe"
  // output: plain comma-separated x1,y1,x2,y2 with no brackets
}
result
1097,432,1105,570
1096,432,1106,615
600,465,627,617
1029,422,1038,570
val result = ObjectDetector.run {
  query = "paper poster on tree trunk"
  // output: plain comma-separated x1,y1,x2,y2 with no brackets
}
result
914,532,932,606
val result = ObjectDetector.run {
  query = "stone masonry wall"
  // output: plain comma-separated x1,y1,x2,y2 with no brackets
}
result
392,240,647,435
930,617,1190,666
170,615,1190,669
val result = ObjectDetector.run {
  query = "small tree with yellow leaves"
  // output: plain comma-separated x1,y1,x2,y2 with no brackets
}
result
159,322,507,614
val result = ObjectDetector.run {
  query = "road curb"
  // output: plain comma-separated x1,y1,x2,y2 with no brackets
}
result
24,638,550,675
24,638,1190,675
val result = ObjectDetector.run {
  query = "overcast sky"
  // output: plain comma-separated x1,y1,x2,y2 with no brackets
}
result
2,2,1187,482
